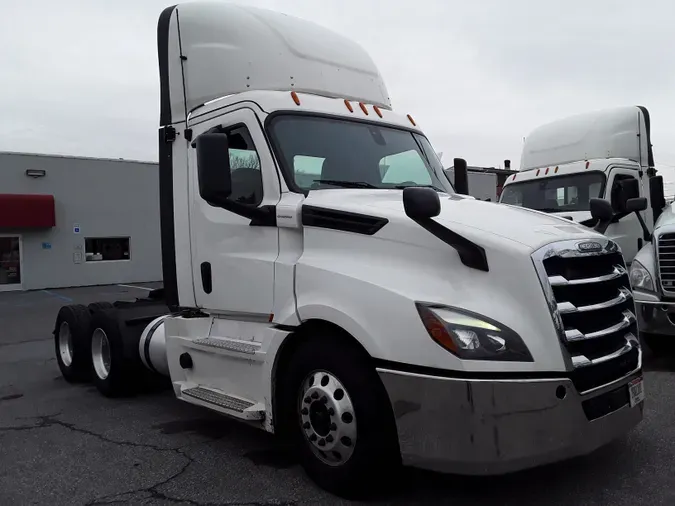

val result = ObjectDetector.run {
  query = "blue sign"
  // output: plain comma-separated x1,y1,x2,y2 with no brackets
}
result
42,242,52,250
73,224,80,234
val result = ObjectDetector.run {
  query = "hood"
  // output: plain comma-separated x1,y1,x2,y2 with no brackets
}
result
550,210,592,223
303,189,601,251
654,201,675,232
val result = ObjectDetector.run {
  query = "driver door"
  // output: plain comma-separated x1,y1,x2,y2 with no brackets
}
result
187,107,281,316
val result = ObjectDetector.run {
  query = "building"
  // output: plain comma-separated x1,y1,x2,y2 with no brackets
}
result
0,152,162,292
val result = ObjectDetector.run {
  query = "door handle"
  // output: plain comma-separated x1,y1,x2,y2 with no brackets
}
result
200,262,212,294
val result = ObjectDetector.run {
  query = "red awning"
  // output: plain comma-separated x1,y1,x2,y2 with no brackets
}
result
0,194,56,228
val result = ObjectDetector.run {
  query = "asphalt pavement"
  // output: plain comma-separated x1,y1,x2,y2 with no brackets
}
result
2,284,675,505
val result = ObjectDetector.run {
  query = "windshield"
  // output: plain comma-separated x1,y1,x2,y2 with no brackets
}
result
499,172,605,212
266,114,453,193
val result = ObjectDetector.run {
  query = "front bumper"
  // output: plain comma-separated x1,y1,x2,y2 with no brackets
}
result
377,367,643,475
634,290,675,337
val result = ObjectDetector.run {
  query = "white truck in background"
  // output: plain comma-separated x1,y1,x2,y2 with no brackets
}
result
499,106,665,264
52,2,645,498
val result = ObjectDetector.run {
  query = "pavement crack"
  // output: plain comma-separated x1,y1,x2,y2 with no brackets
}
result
39,416,175,452
1,415,295,506
0,337,52,348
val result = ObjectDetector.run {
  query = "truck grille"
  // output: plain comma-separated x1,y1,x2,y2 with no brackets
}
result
533,239,640,394
657,232,675,295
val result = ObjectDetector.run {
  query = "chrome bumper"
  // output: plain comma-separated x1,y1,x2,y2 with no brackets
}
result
377,367,643,475
634,290,675,337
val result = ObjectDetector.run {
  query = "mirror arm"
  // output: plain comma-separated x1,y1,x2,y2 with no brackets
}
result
635,211,652,242
206,196,276,226
593,218,612,235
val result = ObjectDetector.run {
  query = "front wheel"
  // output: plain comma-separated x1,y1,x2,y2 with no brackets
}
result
279,334,401,499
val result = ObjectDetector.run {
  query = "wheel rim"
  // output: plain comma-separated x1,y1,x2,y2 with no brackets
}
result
298,370,357,466
58,321,74,367
91,328,112,380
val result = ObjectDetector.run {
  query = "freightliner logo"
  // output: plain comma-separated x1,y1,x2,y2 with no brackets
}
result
577,241,603,253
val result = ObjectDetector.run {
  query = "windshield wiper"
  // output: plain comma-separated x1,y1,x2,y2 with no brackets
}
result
314,179,378,189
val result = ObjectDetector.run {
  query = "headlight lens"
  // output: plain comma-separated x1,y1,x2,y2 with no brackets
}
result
629,260,654,291
415,303,533,362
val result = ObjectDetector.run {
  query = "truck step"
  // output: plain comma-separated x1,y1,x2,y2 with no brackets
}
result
192,337,260,354
181,386,264,420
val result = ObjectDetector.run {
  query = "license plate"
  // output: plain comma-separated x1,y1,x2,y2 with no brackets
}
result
629,377,645,407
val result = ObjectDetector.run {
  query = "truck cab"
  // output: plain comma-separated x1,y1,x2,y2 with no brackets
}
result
51,2,645,499
499,106,659,263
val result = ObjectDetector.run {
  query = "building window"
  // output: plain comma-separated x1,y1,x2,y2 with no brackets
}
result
85,237,130,262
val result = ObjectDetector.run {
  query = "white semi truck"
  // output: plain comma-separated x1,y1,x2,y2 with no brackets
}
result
52,2,645,498
630,203,675,353
499,105,665,265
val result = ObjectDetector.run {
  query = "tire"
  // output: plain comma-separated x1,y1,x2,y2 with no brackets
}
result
54,304,94,383
278,333,401,499
90,308,140,398
642,332,675,355
88,301,114,314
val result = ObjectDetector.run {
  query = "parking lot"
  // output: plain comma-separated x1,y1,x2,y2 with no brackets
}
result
1,285,675,505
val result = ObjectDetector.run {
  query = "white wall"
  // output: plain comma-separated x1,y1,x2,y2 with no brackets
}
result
0,152,162,290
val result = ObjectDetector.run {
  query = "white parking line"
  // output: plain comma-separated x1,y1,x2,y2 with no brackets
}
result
117,284,155,292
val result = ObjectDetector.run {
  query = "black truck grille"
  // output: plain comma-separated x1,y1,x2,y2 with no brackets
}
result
657,233,675,295
536,241,640,394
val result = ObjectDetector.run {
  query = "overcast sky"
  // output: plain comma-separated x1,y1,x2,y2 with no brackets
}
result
2,0,675,189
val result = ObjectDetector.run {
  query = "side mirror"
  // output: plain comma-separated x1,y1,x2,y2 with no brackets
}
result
589,198,614,234
453,158,469,195
196,133,232,207
403,187,441,220
626,197,652,242
625,197,648,213
650,175,666,224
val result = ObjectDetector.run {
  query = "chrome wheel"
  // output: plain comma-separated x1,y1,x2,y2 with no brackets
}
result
298,370,357,466
58,321,74,367
91,328,112,380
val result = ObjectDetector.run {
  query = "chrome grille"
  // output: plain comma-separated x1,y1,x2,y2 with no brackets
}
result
532,239,640,394
657,232,675,295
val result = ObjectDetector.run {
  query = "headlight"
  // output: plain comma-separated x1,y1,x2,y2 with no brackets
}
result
629,260,654,291
415,303,533,362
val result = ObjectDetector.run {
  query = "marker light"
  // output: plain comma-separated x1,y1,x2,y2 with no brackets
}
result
291,91,300,106
407,114,416,126
373,105,383,118
344,99,354,112
359,102,369,115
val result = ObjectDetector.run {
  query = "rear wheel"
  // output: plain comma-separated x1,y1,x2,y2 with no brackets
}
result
90,308,139,397
54,305,93,383
278,332,400,499
88,301,114,314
